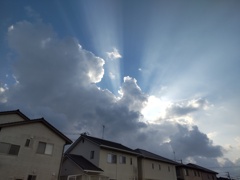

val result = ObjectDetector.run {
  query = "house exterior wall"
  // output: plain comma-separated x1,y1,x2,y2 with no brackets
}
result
177,168,202,180
0,114,26,124
138,158,177,180
0,123,66,180
98,148,138,180
176,167,217,180
70,138,101,166
60,158,84,180
201,172,217,180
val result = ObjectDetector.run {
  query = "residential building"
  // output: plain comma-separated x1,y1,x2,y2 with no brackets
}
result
61,134,139,180
0,110,72,180
176,163,218,180
135,148,178,180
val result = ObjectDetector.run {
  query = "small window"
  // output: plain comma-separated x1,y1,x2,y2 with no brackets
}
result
152,163,154,169
107,154,117,163
130,157,133,165
168,166,171,172
198,171,201,177
0,142,20,156
159,164,161,170
184,169,189,176
25,139,31,147
194,171,197,176
90,151,94,159
28,175,37,180
37,142,53,155
119,156,126,164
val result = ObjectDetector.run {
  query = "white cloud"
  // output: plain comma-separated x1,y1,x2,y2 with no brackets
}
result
109,72,116,80
1,20,237,174
106,47,122,60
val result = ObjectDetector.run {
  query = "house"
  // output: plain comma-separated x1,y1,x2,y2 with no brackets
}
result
135,148,178,180
61,134,140,180
176,163,218,180
0,110,72,180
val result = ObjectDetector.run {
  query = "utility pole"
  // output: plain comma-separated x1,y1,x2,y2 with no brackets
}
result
226,172,231,179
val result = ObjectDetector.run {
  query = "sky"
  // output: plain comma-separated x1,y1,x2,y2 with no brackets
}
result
0,0,240,178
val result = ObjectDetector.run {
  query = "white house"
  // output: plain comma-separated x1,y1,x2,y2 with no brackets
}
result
0,110,72,180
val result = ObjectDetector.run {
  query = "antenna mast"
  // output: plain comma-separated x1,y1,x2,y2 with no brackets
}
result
102,125,105,139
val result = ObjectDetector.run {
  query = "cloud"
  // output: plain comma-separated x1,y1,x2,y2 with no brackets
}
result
106,47,122,60
169,125,223,159
1,20,235,175
166,98,209,117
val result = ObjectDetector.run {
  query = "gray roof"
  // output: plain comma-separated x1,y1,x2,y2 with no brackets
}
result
66,154,103,172
135,148,179,165
0,109,30,121
186,163,218,174
66,134,139,155
0,117,72,144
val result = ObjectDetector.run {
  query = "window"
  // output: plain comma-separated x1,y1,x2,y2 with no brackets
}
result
130,157,133,165
27,175,37,180
119,155,126,164
168,166,171,172
107,154,117,163
152,163,154,169
184,169,189,176
36,142,53,155
90,151,94,159
0,142,20,156
198,171,201,177
194,171,197,176
25,139,31,147
159,164,161,170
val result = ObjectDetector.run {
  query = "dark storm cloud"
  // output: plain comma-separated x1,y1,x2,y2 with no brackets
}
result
1,20,228,169
169,125,223,159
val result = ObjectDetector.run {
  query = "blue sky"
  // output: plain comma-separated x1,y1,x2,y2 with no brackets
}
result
1,0,240,178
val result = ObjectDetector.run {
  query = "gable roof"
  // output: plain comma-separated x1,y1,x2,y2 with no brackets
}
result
177,163,218,174
66,154,103,173
0,118,72,144
135,148,179,165
0,109,30,121
66,134,139,155
186,163,218,174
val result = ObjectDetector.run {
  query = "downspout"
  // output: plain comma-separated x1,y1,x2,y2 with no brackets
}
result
58,143,67,180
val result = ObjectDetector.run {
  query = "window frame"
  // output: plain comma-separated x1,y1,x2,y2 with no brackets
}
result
36,141,53,155
27,175,37,180
119,155,126,164
90,150,94,159
0,142,20,156
107,153,117,164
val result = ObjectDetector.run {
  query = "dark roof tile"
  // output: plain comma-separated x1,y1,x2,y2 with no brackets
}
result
66,154,103,172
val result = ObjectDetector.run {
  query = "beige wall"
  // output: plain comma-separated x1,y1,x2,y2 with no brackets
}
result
70,138,101,166
138,158,177,180
98,148,138,180
201,172,217,180
60,158,84,178
0,114,26,124
0,123,66,180
177,168,202,180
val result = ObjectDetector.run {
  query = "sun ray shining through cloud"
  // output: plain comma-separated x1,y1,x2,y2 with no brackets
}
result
75,1,123,94
1,1,240,178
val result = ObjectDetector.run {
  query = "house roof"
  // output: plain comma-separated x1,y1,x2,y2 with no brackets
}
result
177,163,218,174
0,109,30,121
66,134,139,155
135,148,179,165
66,154,103,173
0,118,72,144
187,163,218,174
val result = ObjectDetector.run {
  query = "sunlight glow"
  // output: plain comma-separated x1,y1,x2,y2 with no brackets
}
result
141,95,171,123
